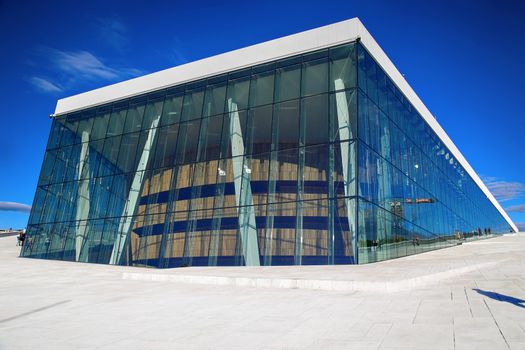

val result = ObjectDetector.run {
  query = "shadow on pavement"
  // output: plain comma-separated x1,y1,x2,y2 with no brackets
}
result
473,288,525,308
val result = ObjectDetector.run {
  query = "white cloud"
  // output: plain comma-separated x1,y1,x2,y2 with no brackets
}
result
29,47,146,93
0,202,31,213
170,47,188,65
29,76,63,93
51,49,126,81
481,176,525,202
505,203,525,213
95,17,128,50
515,222,525,232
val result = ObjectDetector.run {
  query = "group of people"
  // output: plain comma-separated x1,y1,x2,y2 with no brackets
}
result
17,231,26,246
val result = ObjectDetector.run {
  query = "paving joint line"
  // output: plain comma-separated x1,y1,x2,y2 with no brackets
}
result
412,299,422,324
463,287,473,317
483,299,511,349
452,316,456,350
0,300,71,324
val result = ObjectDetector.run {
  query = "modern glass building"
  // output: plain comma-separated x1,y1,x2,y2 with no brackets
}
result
21,18,517,268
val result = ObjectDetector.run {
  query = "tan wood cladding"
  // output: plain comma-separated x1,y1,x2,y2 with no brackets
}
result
132,231,240,260
135,156,336,219
130,156,352,260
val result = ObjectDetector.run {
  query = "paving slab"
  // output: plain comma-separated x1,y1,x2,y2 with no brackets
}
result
1,234,525,349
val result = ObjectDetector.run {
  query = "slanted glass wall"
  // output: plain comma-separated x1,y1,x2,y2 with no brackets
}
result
22,39,512,268
22,43,358,267
355,43,512,263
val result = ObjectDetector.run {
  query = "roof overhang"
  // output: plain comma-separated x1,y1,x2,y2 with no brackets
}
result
53,18,518,232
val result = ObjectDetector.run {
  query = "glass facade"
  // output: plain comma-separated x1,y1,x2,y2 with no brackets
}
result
21,41,512,268
354,44,512,263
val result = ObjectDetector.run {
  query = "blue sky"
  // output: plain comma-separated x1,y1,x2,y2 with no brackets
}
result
0,0,524,230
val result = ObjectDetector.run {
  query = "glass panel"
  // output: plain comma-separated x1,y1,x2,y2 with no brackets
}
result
106,107,127,137
98,135,121,176
333,197,355,264
249,71,274,107
116,131,141,173
123,103,146,133
269,147,298,203
273,99,299,151
38,150,57,185
302,57,328,96
150,123,179,169
175,119,201,164
203,83,227,117
243,151,270,206
77,117,94,142
181,88,205,121
161,93,183,125
330,43,356,91
275,64,301,102
142,99,164,130
46,120,63,150
198,114,223,161
303,144,329,200
245,105,272,155
301,94,329,146
59,119,79,147
227,77,250,111
91,111,110,140
330,89,357,142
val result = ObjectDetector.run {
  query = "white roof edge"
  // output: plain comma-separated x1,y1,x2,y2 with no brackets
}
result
355,21,517,232
53,17,517,232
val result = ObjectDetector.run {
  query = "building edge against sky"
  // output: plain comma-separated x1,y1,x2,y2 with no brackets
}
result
51,18,517,233
21,18,517,268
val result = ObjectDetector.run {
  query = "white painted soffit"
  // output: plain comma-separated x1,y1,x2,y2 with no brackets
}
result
53,17,517,232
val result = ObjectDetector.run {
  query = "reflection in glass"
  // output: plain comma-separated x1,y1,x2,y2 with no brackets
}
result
275,64,301,102
22,41,511,269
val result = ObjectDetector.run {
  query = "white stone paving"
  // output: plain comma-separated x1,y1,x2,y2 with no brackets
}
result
1,234,525,349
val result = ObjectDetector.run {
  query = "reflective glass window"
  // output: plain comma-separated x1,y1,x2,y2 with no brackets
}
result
273,99,300,151
302,57,328,96
245,105,272,155
301,94,329,146
175,119,201,164
330,89,357,142
46,120,63,150
77,116,94,142
198,114,223,161
116,132,141,173
106,107,127,137
227,77,250,111
203,83,227,117
161,93,183,126
123,103,146,133
142,99,164,130
330,43,356,91
150,123,179,169
249,71,274,107
181,88,205,121
275,64,301,102
90,112,110,141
